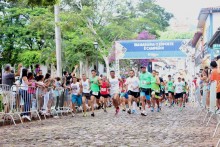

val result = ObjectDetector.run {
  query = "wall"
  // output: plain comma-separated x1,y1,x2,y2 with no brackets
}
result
213,13,220,33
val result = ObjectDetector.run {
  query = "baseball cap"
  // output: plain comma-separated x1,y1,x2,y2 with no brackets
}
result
217,55,220,60
140,65,146,68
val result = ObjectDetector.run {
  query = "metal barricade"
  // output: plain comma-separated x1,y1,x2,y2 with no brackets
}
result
0,84,21,125
13,85,41,124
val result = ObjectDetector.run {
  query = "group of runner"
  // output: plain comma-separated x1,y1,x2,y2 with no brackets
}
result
69,65,189,117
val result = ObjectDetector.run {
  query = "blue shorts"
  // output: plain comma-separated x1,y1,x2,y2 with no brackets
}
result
72,95,82,106
140,92,151,100
120,93,128,99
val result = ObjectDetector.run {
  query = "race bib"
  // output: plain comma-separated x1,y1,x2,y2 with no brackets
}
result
101,88,107,91
142,81,146,85
92,92,98,96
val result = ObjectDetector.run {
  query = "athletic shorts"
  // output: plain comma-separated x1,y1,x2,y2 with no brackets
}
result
110,92,120,98
140,88,151,96
151,91,160,99
160,90,165,96
82,92,90,100
72,95,82,106
168,91,174,96
165,93,169,97
100,94,110,98
120,93,128,99
90,91,100,99
127,90,140,98
182,92,186,95
175,93,183,99
217,92,220,99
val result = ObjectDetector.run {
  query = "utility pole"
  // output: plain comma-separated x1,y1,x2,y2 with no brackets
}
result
54,5,62,77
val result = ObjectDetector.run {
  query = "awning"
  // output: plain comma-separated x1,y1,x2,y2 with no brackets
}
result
208,27,220,48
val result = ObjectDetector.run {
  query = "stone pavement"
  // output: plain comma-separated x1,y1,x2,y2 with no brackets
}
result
0,104,219,147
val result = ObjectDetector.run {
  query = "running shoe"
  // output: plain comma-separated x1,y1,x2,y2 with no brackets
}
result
179,107,183,112
132,109,138,114
150,107,154,112
104,109,107,113
127,109,131,114
83,113,87,117
122,108,126,112
141,111,147,116
183,103,185,107
72,113,75,117
91,112,95,117
216,109,220,114
156,108,160,112
115,107,120,115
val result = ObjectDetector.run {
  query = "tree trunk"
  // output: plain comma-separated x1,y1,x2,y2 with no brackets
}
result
79,61,83,78
103,55,110,78
54,5,62,77
85,57,89,77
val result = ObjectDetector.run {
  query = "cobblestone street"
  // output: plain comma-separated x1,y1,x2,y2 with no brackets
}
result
0,104,219,147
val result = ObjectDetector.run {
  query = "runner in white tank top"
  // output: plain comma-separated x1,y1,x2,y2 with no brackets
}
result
109,71,121,115
81,74,90,117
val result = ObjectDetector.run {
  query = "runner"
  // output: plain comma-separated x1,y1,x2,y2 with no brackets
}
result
151,70,161,112
167,75,175,107
164,80,169,106
173,77,185,111
156,71,165,109
70,76,82,116
119,76,128,111
100,75,110,112
139,65,152,116
125,70,140,114
182,78,187,107
90,70,101,117
81,74,90,117
109,71,120,115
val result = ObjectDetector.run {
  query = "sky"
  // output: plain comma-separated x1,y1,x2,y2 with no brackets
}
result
156,0,220,31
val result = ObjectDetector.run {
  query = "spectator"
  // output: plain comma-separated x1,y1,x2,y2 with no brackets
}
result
2,64,15,87
210,58,220,113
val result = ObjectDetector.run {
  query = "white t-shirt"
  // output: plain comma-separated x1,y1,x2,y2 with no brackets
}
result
109,76,120,94
71,82,80,95
125,76,139,92
82,79,90,93
173,81,184,93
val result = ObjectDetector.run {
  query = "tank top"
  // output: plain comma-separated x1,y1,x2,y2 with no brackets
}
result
21,78,28,90
90,76,100,92
100,81,109,95
82,79,90,93
71,82,80,95
167,80,174,92
109,77,119,92
151,76,160,92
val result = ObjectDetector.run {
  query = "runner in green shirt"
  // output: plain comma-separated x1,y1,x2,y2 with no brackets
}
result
139,65,152,116
151,70,161,112
89,70,101,117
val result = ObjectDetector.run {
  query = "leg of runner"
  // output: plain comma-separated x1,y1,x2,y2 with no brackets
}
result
183,93,186,107
127,94,133,114
90,95,95,117
132,97,138,114
113,93,120,115
82,96,87,116
103,97,108,112
168,92,173,107
179,94,183,111
140,92,147,116
151,92,155,112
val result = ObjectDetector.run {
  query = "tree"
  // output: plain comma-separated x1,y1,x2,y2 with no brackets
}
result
61,0,173,76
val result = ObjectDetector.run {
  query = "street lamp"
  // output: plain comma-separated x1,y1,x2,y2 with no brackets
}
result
93,41,99,75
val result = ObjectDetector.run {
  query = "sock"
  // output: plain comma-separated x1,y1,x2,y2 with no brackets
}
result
132,101,137,110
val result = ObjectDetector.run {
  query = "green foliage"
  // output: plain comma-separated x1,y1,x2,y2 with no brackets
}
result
6,0,58,6
18,50,41,67
159,30,194,39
